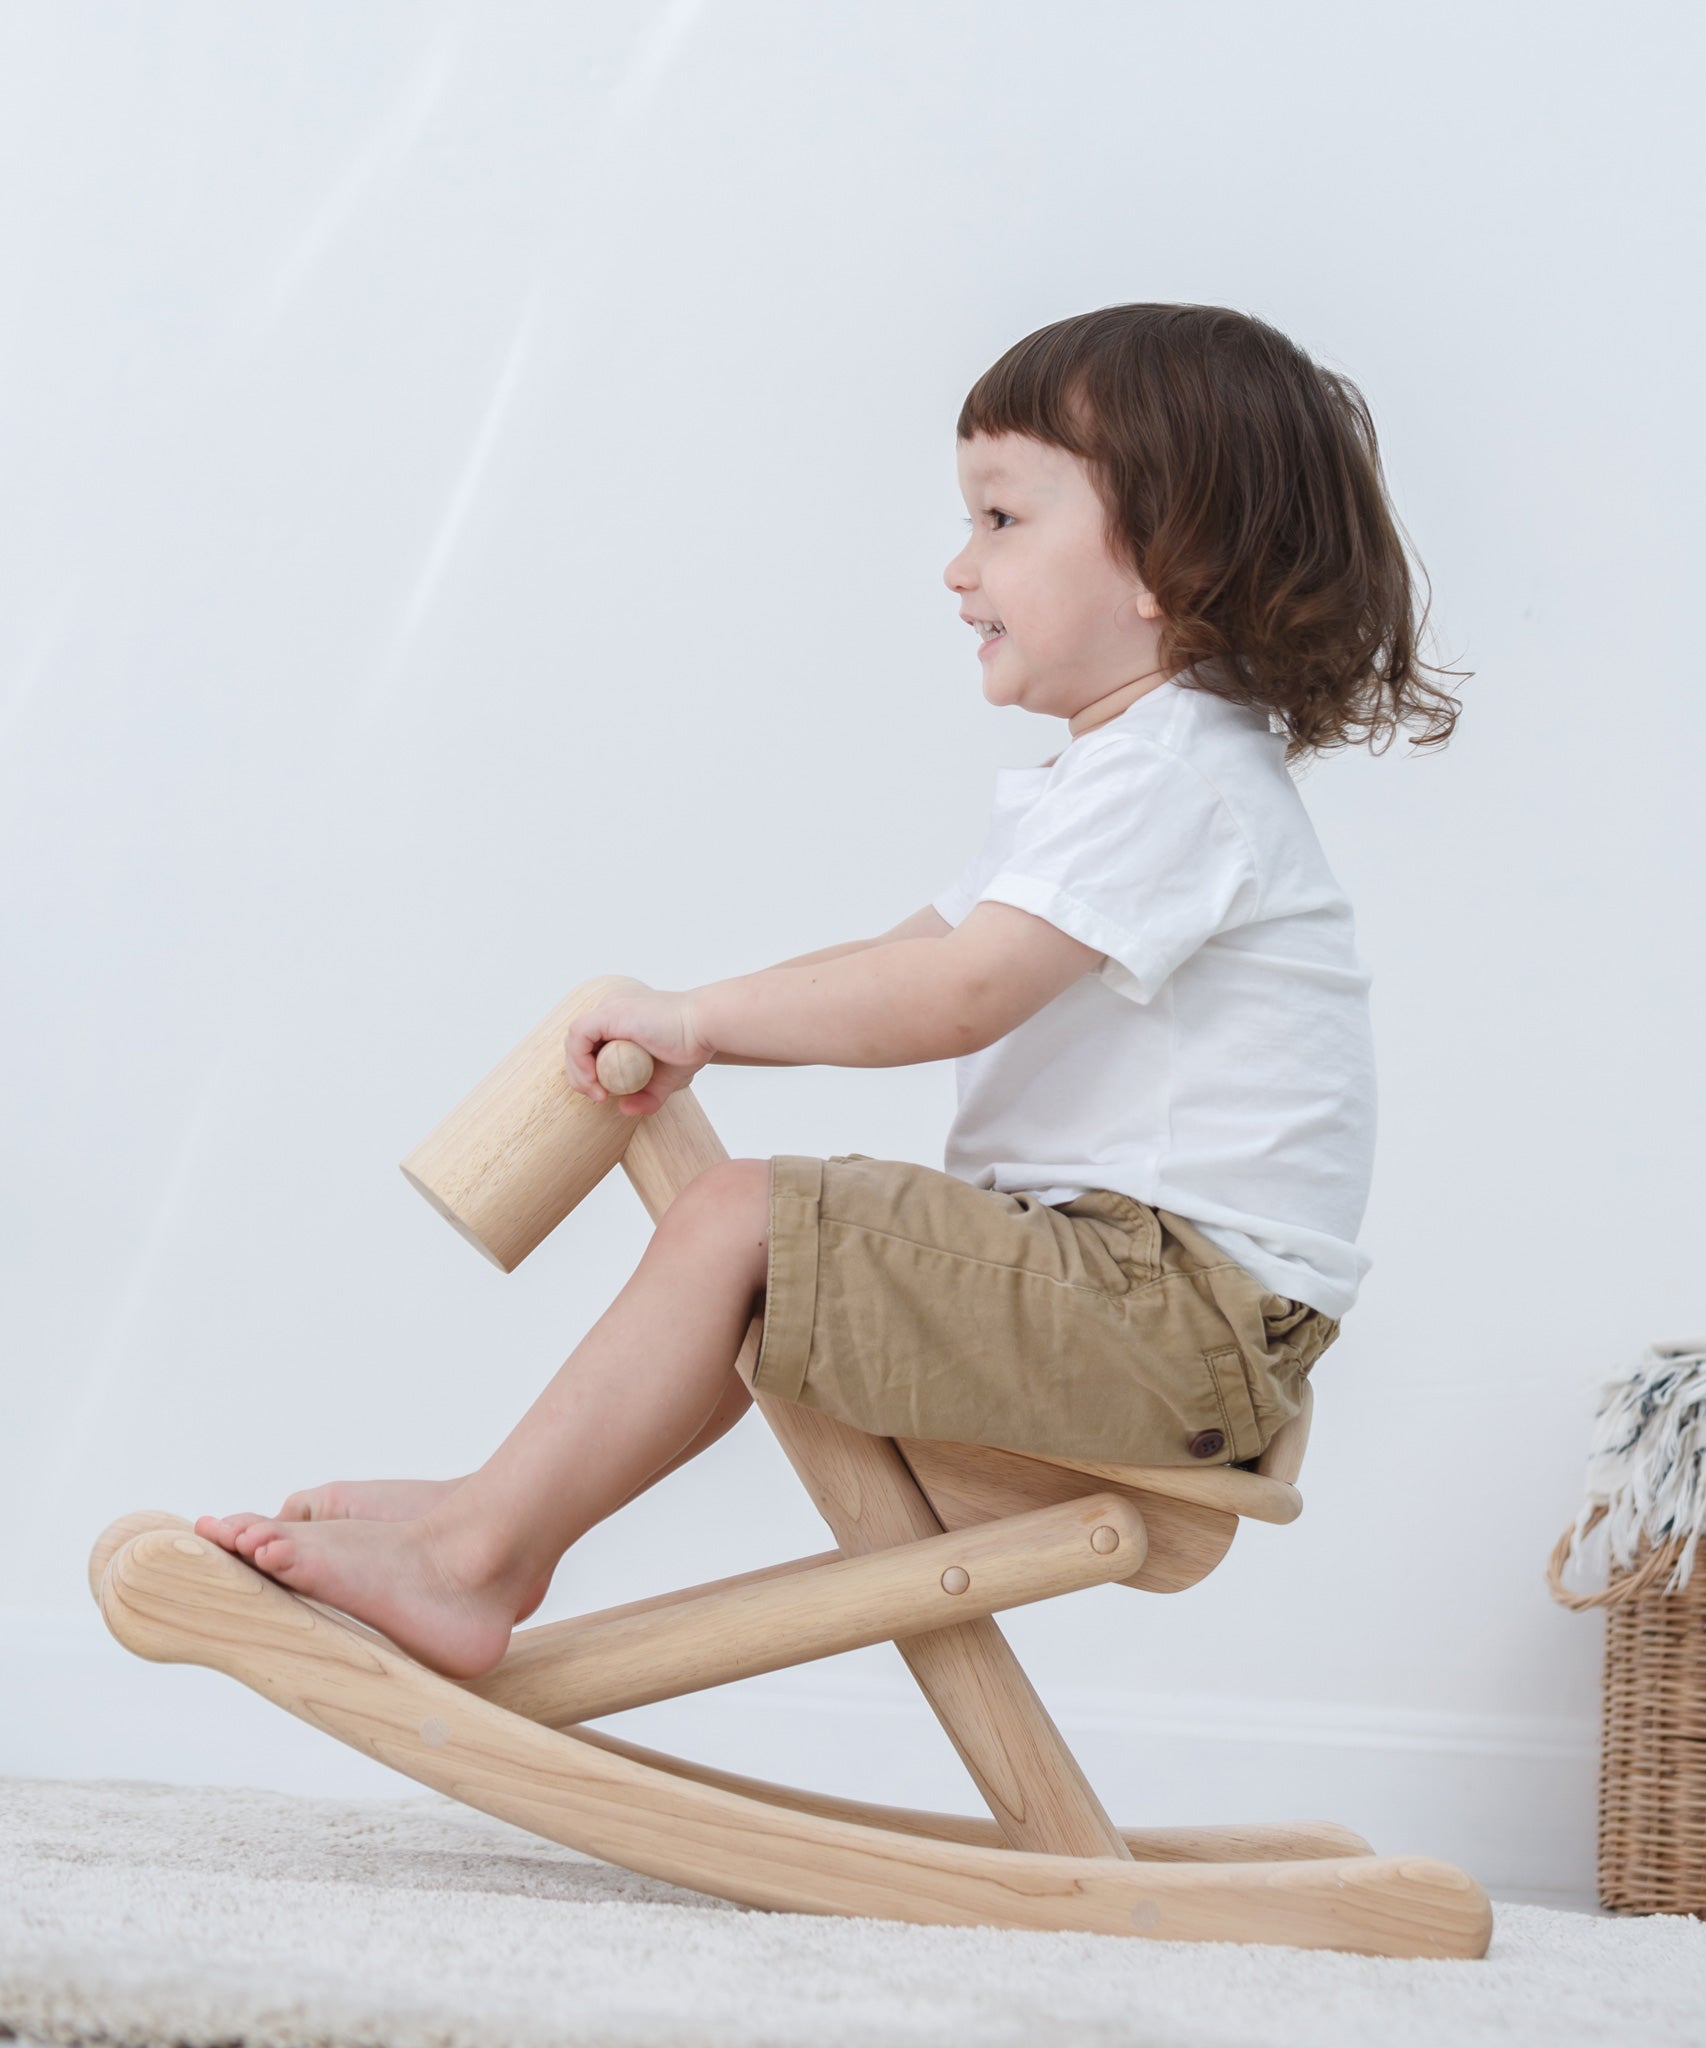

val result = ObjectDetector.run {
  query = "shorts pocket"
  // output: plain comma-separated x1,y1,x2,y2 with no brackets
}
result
1200,1345,1264,1464
1055,1189,1160,1293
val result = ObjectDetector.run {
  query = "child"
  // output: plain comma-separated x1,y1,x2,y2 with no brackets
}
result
197,301,1462,1680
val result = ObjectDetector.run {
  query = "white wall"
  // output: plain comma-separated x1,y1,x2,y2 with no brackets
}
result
5,0,1701,1908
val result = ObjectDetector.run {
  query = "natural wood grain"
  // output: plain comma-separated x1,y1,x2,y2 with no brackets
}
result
398,973,652,1273
566,1722,1378,1864
83,1514,1372,1868
94,1526,1493,1958
1021,1454,1301,1526
1254,1377,1313,1484
465,1492,1146,1726
897,1436,1240,1593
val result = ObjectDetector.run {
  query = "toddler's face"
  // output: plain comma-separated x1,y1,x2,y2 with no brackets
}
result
944,431,1164,731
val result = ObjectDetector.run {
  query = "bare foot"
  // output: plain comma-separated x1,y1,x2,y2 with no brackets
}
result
216,1478,553,1623
278,1477,463,1525
193,1512,520,1679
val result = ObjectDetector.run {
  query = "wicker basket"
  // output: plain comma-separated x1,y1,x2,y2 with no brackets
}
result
1548,1501,1706,1916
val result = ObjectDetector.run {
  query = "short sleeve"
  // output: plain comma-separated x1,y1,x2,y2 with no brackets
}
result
972,735,1260,1006
932,863,978,927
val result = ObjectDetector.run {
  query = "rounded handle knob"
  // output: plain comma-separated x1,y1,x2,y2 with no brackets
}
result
594,1039,655,1098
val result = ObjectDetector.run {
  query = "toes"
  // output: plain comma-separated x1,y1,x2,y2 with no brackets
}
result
214,1516,301,1582
279,1484,345,1523
195,1513,272,1552
249,1532,297,1577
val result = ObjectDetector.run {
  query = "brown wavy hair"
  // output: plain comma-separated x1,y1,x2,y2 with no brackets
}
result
957,303,1466,766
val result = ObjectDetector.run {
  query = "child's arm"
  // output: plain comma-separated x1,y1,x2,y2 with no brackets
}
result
564,903,1093,1105
691,901,1092,1072
711,907,950,1064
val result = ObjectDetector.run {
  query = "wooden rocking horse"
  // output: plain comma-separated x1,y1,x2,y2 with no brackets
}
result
90,975,1492,1959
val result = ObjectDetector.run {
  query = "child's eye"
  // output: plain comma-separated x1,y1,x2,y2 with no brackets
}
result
960,510,1015,529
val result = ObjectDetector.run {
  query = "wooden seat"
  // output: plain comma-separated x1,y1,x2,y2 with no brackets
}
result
893,1390,1307,1598
88,994,1490,1960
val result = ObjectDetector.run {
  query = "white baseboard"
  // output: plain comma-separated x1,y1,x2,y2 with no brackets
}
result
3,1611,1599,1902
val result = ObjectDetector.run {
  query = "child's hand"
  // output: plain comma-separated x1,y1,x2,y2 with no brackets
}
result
563,990,714,1117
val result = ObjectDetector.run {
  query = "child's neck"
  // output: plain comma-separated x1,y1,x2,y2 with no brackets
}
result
1068,665,1171,739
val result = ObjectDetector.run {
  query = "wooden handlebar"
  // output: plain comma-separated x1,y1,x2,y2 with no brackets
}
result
400,975,662,1274
594,1039,654,1098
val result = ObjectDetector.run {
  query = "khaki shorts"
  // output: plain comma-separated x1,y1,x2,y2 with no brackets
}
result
751,1154,1341,1469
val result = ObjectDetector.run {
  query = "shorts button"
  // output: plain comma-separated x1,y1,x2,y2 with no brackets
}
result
1187,1429,1226,1459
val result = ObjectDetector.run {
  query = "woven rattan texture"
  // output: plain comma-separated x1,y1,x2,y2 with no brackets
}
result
1597,1535,1706,1916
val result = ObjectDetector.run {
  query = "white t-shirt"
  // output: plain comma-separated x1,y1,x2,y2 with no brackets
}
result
931,674,1376,1320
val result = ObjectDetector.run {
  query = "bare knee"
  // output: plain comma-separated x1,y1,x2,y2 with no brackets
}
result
657,1159,770,1291
668,1157,769,1218
666,1159,770,1306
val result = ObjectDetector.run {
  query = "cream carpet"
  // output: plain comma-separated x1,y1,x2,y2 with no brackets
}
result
3,1778,1702,2048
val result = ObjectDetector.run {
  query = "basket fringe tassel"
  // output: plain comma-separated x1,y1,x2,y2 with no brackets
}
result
1567,1338,1706,1595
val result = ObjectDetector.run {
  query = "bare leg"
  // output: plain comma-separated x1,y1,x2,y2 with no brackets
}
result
264,1362,756,1528
218,1332,759,1624
612,1345,757,1495
195,1159,772,1677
